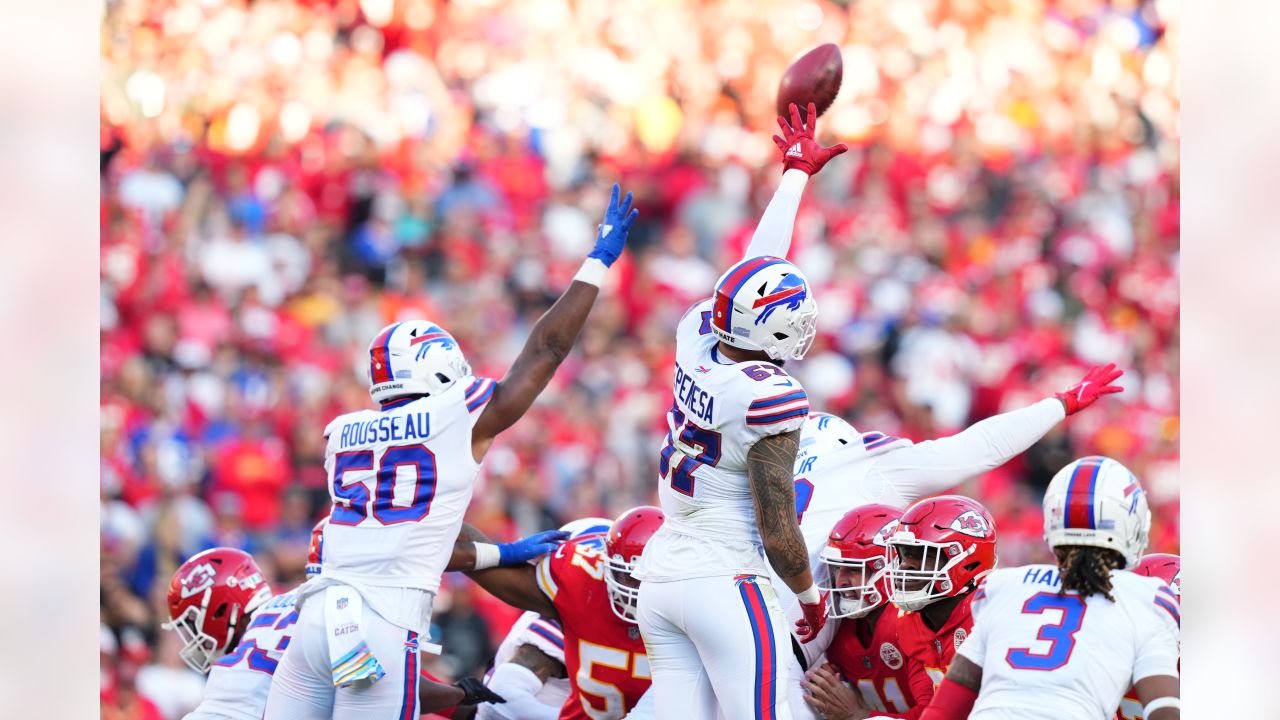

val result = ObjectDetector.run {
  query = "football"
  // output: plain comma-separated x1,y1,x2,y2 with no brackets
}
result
776,43,843,118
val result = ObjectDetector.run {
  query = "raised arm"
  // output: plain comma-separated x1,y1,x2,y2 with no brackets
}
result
471,184,638,462
741,103,847,262
875,364,1125,505
748,429,827,642
465,564,559,620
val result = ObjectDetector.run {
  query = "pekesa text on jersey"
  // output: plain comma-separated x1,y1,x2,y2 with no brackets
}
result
672,363,716,423
336,413,430,449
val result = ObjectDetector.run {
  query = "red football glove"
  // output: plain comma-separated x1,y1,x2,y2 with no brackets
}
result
1055,363,1124,416
772,102,848,176
795,591,829,644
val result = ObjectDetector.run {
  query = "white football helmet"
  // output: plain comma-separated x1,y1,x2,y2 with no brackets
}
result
710,256,818,360
560,516,612,552
1043,456,1151,568
797,412,862,472
367,321,471,404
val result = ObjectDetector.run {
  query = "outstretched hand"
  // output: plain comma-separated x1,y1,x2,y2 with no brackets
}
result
1055,363,1124,416
772,102,848,176
587,183,639,268
497,530,570,566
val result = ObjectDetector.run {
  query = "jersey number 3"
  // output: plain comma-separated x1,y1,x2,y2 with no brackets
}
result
331,444,438,525
1005,592,1086,671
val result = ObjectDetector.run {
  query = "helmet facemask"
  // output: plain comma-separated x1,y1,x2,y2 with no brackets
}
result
604,553,642,624
887,535,974,612
819,549,890,619
162,591,237,674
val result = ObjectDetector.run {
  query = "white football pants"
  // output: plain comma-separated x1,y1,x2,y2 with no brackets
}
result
637,574,793,720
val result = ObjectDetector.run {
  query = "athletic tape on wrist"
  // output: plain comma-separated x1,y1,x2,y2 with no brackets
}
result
573,258,608,287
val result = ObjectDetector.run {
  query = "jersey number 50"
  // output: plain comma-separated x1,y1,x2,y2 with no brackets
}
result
330,444,438,525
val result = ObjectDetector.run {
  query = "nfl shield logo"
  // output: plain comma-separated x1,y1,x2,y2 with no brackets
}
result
337,597,349,610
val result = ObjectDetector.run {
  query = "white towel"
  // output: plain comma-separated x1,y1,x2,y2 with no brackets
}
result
323,585,386,687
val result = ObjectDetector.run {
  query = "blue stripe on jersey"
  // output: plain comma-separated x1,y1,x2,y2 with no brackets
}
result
749,391,807,411
1153,596,1180,626
528,623,565,649
466,381,495,412
746,407,809,426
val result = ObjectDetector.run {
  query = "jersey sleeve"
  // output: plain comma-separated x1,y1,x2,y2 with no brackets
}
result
514,615,566,664
1133,583,1180,682
463,376,497,419
870,398,1064,507
534,545,568,604
744,381,810,441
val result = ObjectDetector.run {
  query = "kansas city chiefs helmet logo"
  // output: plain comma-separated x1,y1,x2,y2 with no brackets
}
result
950,511,989,538
872,519,900,547
179,562,218,599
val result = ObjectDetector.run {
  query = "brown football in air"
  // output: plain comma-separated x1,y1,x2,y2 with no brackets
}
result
776,43,843,119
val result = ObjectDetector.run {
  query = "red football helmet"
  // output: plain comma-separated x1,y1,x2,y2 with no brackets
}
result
306,518,326,578
819,504,902,619
887,495,997,612
162,548,273,673
604,506,664,623
1133,553,1181,597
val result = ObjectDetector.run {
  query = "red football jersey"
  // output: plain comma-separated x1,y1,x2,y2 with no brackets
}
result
893,592,977,713
826,608,918,717
536,540,650,720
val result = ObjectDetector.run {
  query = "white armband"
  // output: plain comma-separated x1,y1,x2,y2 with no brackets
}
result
473,542,502,570
572,258,608,287
797,584,821,605
1143,697,1180,715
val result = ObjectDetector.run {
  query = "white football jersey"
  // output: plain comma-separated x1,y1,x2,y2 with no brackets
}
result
478,611,570,718
185,589,300,720
634,299,809,582
317,376,496,632
957,565,1180,720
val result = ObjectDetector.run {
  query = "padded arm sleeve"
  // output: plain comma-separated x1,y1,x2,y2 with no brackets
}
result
875,398,1065,505
742,169,809,261
476,663,559,720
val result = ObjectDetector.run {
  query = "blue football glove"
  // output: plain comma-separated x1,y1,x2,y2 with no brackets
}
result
587,183,639,267
497,530,570,566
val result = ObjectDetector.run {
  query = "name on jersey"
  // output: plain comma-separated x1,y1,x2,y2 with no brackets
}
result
1023,567,1062,587
673,363,715,424
337,413,430,449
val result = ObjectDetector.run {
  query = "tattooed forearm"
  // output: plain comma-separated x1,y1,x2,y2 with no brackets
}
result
512,642,568,681
747,430,813,591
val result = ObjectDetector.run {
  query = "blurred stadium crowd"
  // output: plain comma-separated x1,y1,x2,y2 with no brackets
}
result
100,0,1179,716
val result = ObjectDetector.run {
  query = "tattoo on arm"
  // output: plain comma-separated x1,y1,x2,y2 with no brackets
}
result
945,655,984,692
747,430,811,588
512,643,568,681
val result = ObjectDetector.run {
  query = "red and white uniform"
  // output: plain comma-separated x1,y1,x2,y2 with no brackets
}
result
895,595,977,712
957,567,1179,720
825,610,920,718
537,540,650,720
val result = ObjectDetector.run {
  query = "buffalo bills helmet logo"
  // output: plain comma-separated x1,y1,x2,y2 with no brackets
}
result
752,274,808,326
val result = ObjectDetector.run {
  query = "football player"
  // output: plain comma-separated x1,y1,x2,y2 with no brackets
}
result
477,518,613,720
799,505,918,719
166,534,552,720
789,364,1122,720
1118,554,1181,720
632,102,847,720
919,457,1179,720
265,185,638,720
469,506,665,719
